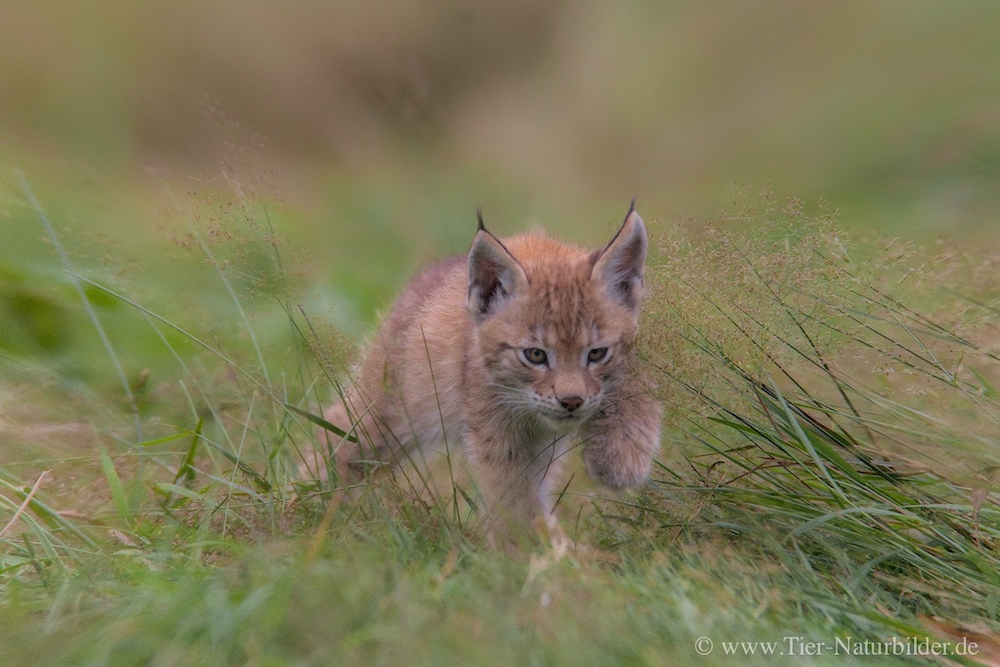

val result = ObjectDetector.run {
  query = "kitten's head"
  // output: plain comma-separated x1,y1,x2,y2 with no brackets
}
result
467,202,647,429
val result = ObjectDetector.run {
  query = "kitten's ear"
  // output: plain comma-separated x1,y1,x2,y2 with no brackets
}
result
467,213,527,322
592,202,647,311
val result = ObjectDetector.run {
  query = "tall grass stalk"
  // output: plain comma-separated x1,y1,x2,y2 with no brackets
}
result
17,171,143,443
620,191,1000,640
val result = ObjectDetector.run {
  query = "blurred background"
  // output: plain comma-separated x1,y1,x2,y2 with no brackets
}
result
2,0,999,341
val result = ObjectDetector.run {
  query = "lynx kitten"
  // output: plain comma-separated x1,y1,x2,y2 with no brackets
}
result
322,202,661,542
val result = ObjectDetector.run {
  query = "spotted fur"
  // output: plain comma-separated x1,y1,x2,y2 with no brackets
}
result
323,205,662,545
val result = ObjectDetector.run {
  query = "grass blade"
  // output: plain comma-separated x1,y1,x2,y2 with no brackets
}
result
98,446,133,527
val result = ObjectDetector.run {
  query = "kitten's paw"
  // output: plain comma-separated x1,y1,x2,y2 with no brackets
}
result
582,441,652,491
580,392,661,490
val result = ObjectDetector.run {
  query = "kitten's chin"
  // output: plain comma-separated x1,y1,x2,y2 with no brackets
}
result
538,411,588,433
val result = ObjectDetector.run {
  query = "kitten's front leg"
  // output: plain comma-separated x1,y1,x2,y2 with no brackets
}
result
580,391,661,490
464,424,564,546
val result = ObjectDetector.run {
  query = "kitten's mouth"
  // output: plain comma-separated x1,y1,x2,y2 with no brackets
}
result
539,411,588,430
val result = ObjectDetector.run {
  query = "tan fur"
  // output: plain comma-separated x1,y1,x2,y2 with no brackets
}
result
323,206,662,544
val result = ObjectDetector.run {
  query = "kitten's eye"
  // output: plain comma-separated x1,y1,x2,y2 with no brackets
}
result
587,347,609,364
522,348,548,366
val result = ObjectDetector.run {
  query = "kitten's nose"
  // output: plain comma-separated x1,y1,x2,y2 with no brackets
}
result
559,395,584,412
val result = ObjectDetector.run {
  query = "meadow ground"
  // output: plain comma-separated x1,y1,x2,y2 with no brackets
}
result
1,162,998,666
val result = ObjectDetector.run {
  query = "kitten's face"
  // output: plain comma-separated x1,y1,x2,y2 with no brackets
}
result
477,283,637,430
467,208,647,430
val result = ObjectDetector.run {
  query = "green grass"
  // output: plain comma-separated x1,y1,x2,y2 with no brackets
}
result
1,174,998,666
